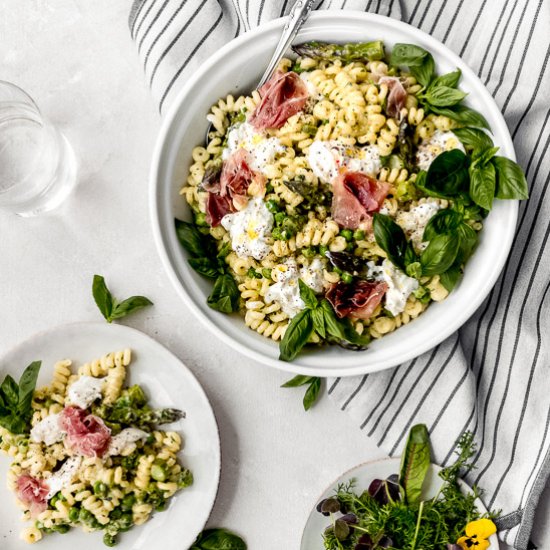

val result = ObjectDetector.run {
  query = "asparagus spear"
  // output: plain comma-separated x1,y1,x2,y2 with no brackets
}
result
291,40,385,63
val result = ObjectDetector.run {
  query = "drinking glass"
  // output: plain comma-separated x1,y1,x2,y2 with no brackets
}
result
0,81,77,216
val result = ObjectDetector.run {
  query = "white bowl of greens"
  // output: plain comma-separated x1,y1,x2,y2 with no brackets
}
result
150,11,523,377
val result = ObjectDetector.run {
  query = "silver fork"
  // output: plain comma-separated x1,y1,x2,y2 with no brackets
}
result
205,0,320,145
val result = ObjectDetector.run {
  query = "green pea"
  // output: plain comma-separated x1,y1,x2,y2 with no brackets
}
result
302,124,318,136
353,229,365,241
50,494,59,507
110,507,123,521
118,513,133,530
52,524,70,534
177,469,194,488
319,245,328,257
280,229,292,241
103,533,118,547
265,199,280,213
121,494,136,512
151,461,168,482
68,507,80,522
346,242,354,252
94,481,108,497
261,268,272,279
302,247,316,259
79,508,93,523
341,272,354,284
274,212,286,225
272,227,283,241
340,229,353,241
246,267,261,279
155,500,167,512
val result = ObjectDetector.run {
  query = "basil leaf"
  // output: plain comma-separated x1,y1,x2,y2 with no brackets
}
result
425,150,469,197
390,43,430,66
321,300,347,341
472,146,500,168
423,209,463,241
469,161,496,211
492,156,529,200
299,280,319,310
279,309,314,362
452,127,494,152
207,274,239,313
188,258,221,279
303,377,322,411
431,68,461,89
425,85,467,107
281,375,315,388
0,375,19,407
439,266,462,292
420,234,460,276
17,361,41,417
373,213,408,271
92,274,114,322
430,104,491,131
399,424,431,505
111,296,154,320
191,528,246,550
411,54,435,88
311,307,326,339
175,219,207,258
0,415,27,434
457,223,478,262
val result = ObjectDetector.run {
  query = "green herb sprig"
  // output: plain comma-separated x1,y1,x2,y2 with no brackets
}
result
92,275,153,323
0,361,41,434
191,528,246,550
281,374,322,411
175,219,239,313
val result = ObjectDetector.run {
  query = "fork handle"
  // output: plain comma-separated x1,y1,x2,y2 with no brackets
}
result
256,0,319,89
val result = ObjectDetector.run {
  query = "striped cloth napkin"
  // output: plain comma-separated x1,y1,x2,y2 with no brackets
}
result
128,1,550,547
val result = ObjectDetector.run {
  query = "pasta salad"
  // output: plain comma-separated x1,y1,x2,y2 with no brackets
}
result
0,351,193,546
177,40,528,361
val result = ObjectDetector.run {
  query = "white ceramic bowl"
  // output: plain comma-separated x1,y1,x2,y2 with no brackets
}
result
150,11,517,377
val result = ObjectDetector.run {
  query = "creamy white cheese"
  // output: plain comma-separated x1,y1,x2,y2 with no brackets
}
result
299,72,324,100
221,197,274,260
30,413,65,446
68,375,104,409
222,122,285,174
265,260,305,318
105,428,149,457
396,200,442,252
299,258,325,294
308,140,381,183
368,259,419,316
46,456,82,499
416,130,466,171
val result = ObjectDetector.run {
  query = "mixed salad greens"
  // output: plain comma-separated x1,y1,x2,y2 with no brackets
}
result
317,424,498,550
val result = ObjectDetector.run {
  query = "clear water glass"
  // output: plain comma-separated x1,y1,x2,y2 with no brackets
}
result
0,81,77,216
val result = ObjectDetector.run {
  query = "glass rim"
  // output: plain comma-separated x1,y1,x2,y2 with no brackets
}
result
0,80,39,111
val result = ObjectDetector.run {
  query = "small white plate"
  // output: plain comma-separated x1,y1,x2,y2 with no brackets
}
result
301,457,499,549
0,322,221,550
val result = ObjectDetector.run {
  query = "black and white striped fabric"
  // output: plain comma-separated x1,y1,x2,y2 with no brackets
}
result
129,1,550,547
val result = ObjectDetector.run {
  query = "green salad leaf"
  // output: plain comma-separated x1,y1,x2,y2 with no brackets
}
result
93,275,153,323
430,104,491,131
279,309,314,362
0,361,42,434
207,274,239,313
453,127,495,152
425,150,469,197
492,156,529,200
399,423,431,504
469,161,496,211
420,234,460,276
191,528,246,550
373,213,409,271
281,375,323,411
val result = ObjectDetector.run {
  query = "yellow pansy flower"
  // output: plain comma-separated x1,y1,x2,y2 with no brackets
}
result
457,518,497,550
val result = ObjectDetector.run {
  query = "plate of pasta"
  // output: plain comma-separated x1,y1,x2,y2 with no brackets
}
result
0,322,220,549
151,11,525,376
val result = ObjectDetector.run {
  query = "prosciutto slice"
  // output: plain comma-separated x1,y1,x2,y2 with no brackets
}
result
326,280,388,320
59,406,111,458
379,77,408,119
331,171,390,230
16,474,49,516
206,149,265,226
249,70,308,130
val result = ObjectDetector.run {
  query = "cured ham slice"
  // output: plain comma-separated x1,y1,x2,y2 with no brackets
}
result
16,474,49,516
59,406,111,458
379,77,408,119
331,171,390,229
249,71,308,130
326,280,388,320
206,149,265,226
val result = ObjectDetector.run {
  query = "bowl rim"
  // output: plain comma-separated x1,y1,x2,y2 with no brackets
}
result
150,10,518,377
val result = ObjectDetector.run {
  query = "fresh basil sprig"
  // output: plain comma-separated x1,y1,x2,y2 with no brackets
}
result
453,127,495,152
0,361,42,434
390,43,435,87
279,281,370,363
281,374,322,411
399,423,431,504
175,219,239,314
93,275,153,323
191,528,246,550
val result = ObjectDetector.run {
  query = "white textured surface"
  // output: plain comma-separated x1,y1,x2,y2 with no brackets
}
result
0,2,546,549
